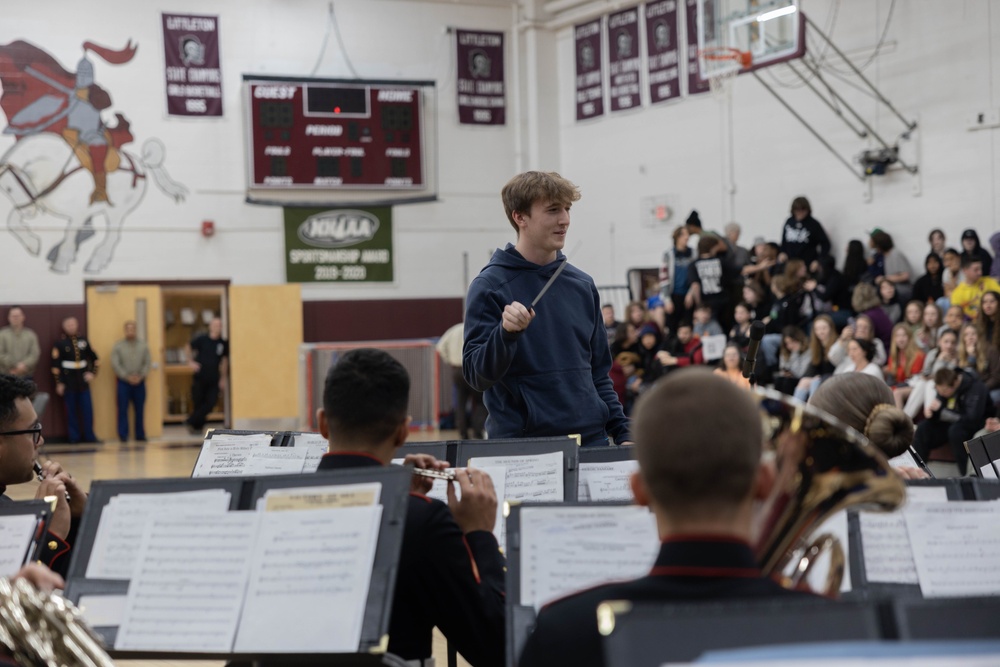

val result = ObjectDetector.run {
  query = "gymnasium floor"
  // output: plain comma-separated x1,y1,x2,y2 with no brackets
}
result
9,424,469,667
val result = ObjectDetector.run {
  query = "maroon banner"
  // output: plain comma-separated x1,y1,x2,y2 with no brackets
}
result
456,29,506,125
574,19,604,121
162,13,223,116
606,7,642,112
646,0,681,104
684,0,710,96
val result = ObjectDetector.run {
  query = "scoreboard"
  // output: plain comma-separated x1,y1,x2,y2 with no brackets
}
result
244,76,426,191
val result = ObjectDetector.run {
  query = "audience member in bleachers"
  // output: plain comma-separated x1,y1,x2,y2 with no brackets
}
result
942,304,965,338
951,256,1000,320
868,230,913,302
960,228,993,277
518,369,815,667
625,300,650,331
914,302,942,352
636,324,664,387
811,254,850,327
774,326,810,396
729,302,753,349
851,283,893,350
841,240,869,300
656,320,704,371
685,210,703,251
928,228,946,258
810,373,915,462
660,226,695,332
958,323,1000,403
884,323,925,389
912,253,945,305
713,343,751,389
990,231,1000,279
646,294,667,334
902,300,923,335
742,236,777,284
601,304,621,346
974,290,1000,351
835,339,883,379
940,247,963,301
829,315,888,375
692,304,723,338
686,234,732,329
779,196,830,273
725,222,751,272
900,328,958,418
748,242,779,294
793,314,837,401
913,367,988,476
317,349,505,666
741,280,771,323
610,322,639,358
878,280,903,325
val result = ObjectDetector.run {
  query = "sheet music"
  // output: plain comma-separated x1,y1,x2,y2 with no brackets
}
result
291,432,329,473
578,460,638,502
468,450,564,503
77,594,126,627
244,446,309,476
191,433,273,477
904,501,1000,597
86,490,233,580
0,515,41,577
787,510,851,593
888,449,919,470
981,463,999,479
114,512,258,652
859,486,948,585
262,482,382,511
519,505,659,610
233,505,383,653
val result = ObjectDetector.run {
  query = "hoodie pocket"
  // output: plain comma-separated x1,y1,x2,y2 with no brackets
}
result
516,369,609,436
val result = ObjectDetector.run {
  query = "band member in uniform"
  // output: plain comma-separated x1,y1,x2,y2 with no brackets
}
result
184,317,228,434
0,374,89,576
316,349,505,666
50,317,99,444
518,369,814,667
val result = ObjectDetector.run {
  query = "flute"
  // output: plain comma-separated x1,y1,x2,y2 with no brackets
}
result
412,467,456,481
34,462,71,503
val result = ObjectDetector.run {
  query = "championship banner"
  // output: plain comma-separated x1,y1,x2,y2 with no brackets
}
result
284,207,394,283
606,7,641,112
645,0,681,104
456,29,506,125
162,13,223,116
574,19,604,121
684,0,710,95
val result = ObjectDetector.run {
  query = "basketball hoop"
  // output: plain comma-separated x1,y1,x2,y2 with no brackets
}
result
698,47,752,98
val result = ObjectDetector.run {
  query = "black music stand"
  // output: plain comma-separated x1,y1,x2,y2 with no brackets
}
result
454,436,579,502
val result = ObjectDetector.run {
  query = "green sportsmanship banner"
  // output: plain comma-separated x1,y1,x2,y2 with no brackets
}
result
284,206,393,283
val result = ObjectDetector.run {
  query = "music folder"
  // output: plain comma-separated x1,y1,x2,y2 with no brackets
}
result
0,499,53,575
64,467,410,663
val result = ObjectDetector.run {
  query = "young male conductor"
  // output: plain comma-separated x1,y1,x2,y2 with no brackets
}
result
463,171,630,446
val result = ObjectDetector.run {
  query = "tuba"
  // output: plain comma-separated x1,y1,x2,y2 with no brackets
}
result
0,577,115,666
752,388,906,596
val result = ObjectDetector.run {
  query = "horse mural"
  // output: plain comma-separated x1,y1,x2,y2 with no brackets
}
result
0,39,187,273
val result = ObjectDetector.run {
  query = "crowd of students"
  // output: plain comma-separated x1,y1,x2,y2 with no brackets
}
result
604,197,1000,474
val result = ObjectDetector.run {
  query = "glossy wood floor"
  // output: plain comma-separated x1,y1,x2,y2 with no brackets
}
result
9,425,470,667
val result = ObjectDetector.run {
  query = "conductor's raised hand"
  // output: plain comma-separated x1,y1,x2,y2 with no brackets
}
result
447,468,498,535
502,302,535,334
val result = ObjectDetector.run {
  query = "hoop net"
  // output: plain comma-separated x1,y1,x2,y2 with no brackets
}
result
699,47,752,99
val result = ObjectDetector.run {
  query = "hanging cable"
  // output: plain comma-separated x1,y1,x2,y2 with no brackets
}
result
818,0,896,76
309,1,360,78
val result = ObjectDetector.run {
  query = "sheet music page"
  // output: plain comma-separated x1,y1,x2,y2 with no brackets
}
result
244,446,309,476
904,501,1000,597
888,449,919,469
981,463,999,479
77,594,126,627
262,482,382,511
519,505,659,610
114,512,258,652
786,510,851,593
233,505,383,653
0,515,42,577
191,433,273,477
86,490,233,580
581,460,638,502
468,450,564,503
290,432,329,473
858,486,948,585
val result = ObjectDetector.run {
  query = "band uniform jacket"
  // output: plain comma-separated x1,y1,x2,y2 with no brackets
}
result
0,491,76,578
317,453,506,667
51,335,99,390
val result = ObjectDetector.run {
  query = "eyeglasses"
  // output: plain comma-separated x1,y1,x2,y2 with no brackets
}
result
0,423,42,445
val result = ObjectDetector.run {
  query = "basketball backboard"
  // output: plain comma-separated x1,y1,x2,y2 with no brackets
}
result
697,0,802,80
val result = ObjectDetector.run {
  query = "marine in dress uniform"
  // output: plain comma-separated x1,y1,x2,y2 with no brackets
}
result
50,318,99,444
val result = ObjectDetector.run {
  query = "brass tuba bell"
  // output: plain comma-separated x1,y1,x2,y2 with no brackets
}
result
752,389,906,596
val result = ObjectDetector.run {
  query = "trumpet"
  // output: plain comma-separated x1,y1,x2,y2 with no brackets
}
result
753,389,906,595
0,577,114,666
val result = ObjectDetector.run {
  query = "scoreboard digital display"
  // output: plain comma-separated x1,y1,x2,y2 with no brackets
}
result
244,77,425,190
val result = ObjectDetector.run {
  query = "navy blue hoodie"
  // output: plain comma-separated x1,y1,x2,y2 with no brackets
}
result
463,244,630,446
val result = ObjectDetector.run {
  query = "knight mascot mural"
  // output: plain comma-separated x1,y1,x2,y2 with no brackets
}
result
0,40,188,273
